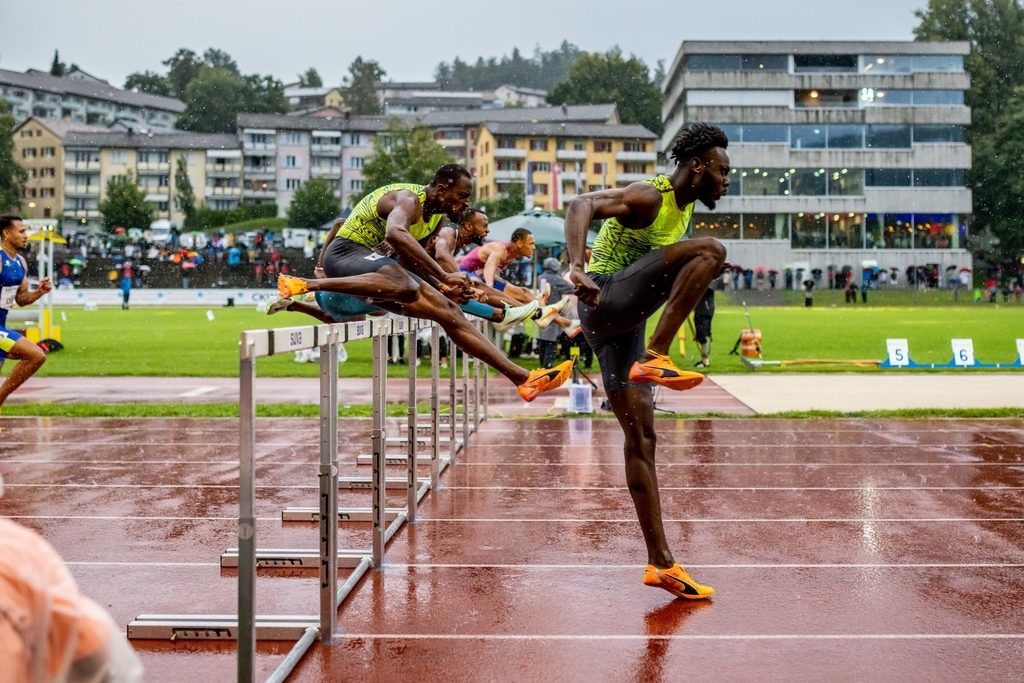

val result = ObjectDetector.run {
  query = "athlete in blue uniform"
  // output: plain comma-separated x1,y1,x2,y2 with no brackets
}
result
0,216,51,409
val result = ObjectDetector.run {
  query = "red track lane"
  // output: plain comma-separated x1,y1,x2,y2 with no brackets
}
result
2,416,1023,682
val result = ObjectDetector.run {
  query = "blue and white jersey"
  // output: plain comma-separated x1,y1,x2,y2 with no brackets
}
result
0,249,26,326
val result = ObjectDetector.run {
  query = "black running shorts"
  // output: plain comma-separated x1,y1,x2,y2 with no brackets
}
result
322,237,401,278
578,247,675,393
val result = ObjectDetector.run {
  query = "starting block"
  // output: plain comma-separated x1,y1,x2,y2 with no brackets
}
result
881,338,1024,369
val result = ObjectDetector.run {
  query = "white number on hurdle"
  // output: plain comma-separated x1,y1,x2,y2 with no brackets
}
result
1017,339,1024,364
886,339,910,367
951,338,975,367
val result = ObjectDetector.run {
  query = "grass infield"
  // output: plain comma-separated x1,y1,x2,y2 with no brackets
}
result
4,293,1022,378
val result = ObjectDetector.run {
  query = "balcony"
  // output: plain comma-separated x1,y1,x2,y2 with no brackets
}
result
3,93,26,106
556,149,587,161
494,170,527,181
142,191,169,202
311,166,341,178
66,160,100,171
617,151,657,162
64,208,100,219
86,104,109,115
243,141,276,152
438,137,467,148
243,165,276,178
243,188,276,199
494,148,527,159
206,186,242,197
64,184,100,196
616,172,650,183
560,171,587,183
205,163,242,177
136,161,170,173
311,143,342,155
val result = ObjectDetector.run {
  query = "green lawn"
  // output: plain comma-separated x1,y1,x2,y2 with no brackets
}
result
665,295,1024,373
6,298,1023,379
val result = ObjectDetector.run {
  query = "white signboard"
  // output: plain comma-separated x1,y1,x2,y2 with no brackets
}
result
886,339,910,367
951,338,976,367
1016,339,1024,364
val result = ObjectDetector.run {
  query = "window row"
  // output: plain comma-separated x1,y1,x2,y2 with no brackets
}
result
793,88,963,108
489,138,640,153
729,167,964,196
691,212,966,249
713,124,963,148
685,54,963,73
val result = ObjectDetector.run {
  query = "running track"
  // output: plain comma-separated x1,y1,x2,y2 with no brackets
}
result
2,417,1023,681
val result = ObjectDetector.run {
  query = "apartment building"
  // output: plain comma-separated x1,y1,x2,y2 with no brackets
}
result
234,104,624,213
492,85,548,108
283,85,344,112
659,41,973,275
12,117,106,220
237,112,393,211
475,122,658,211
58,131,240,231
419,104,620,174
1,68,185,129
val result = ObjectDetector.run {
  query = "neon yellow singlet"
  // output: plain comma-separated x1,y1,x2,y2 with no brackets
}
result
337,183,444,249
586,175,694,275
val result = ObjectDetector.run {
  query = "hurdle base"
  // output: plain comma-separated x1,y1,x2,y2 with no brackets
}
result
338,476,430,489
282,507,403,523
127,614,317,641
221,549,371,569
356,454,453,469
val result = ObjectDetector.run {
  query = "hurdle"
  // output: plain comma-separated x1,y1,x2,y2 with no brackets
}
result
128,315,479,683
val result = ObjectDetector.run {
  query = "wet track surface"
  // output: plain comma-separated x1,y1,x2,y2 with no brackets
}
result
2,417,1023,682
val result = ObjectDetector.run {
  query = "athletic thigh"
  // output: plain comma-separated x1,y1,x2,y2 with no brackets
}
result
0,326,24,363
579,319,650,394
583,248,673,337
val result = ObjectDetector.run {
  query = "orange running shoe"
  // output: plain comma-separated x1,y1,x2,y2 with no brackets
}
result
644,563,714,600
629,350,704,391
278,274,308,298
517,360,574,402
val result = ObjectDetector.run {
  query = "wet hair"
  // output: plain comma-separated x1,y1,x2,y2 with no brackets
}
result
458,207,486,225
510,228,532,243
431,164,472,188
669,123,729,166
0,215,23,237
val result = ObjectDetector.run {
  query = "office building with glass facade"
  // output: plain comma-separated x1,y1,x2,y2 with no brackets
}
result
660,41,972,279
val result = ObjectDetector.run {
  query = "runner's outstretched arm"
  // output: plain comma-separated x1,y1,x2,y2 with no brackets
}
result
385,193,469,297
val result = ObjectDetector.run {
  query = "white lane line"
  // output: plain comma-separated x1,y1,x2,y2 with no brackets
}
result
5,460,1017,468
4,515,279,521
441,486,1024,491
391,563,1024,569
66,561,220,567
334,633,1024,641
414,517,1024,523
2,442,1017,449
2,484,316,489
178,386,220,398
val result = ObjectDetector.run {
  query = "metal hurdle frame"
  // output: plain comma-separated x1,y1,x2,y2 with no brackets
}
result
128,316,481,683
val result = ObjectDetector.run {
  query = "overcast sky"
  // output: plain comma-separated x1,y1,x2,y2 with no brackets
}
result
0,0,929,87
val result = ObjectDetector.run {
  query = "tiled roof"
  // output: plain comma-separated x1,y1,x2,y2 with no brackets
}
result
0,69,185,112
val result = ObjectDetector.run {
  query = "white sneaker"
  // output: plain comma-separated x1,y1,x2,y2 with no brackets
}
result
293,349,310,363
535,296,570,329
493,300,538,333
337,343,348,363
538,281,552,304
266,295,292,316
565,319,583,338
